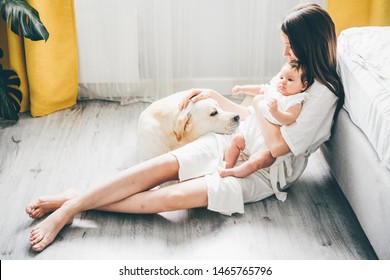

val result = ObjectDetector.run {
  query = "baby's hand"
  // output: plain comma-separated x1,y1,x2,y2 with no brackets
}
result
267,99,278,114
232,86,244,95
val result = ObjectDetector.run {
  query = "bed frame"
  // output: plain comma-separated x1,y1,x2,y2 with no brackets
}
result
321,108,390,259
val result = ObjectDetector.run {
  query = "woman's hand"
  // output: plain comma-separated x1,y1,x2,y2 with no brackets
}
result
179,87,250,121
179,88,215,110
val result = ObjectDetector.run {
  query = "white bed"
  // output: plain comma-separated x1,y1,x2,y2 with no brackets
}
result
321,26,390,259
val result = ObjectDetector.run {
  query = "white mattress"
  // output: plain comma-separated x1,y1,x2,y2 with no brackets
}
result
337,27,390,169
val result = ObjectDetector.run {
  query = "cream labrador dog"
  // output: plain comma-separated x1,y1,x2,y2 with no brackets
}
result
137,90,240,161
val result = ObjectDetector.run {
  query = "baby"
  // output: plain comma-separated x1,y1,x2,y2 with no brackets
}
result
219,61,313,178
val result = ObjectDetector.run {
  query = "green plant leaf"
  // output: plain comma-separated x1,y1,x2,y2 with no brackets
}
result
0,0,49,41
0,66,22,121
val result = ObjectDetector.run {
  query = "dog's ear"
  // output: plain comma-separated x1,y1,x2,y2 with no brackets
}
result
174,109,191,142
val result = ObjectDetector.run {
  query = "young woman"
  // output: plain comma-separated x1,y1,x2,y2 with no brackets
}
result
26,3,344,252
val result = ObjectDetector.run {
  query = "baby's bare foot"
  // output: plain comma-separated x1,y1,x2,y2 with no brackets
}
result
26,190,79,219
218,169,233,178
30,206,74,252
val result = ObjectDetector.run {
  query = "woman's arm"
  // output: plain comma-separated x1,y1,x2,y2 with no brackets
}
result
180,89,251,120
252,95,291,157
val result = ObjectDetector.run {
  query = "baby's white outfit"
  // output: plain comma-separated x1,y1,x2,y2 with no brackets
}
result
169,80,337,216
242,85,307,156
261,84,308,126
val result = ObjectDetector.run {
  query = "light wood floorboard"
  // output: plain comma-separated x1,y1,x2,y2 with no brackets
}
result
0,100,377,260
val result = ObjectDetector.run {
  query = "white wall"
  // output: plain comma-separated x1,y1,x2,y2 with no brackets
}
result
75,0,327,100
169,0,327,93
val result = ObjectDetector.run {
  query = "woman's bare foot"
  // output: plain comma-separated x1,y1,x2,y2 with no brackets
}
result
30,205,75,252
25,190,79,219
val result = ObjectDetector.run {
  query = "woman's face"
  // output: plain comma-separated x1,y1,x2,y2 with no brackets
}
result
281,33,298,62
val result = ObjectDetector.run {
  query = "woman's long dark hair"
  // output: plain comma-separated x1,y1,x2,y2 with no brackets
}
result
281,3,344,113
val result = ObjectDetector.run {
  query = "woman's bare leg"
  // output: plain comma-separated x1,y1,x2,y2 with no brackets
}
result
30,177,208,252
77,154,180,210
26,153,179,218
97,177,208,213
29,154,208,252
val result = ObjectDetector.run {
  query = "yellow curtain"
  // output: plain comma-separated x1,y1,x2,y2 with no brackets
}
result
0,0,78,117
0,20,10,69
328,0,390,36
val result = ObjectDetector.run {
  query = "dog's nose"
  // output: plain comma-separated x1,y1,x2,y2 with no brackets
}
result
233,115,240,122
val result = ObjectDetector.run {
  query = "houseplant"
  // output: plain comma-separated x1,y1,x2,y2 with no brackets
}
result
0,0,49,121
0,47,22,121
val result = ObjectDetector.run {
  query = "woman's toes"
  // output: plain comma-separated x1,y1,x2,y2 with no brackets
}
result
32,242,45,252
30,227,38,235
25,206,34,215
30,227,40,238
30,230,40,240
31,209,42,219
32,235,53,252
30,232,43,245
29,210,36,218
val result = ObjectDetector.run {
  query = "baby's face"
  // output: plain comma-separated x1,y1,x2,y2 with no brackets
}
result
277,65,306,96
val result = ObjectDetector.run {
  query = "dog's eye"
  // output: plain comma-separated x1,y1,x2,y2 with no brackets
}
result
210,111,218,116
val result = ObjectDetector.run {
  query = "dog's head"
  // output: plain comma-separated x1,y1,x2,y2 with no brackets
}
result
174,98,240,142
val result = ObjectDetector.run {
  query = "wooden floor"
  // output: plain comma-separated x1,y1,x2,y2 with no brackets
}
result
0,100,377,260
